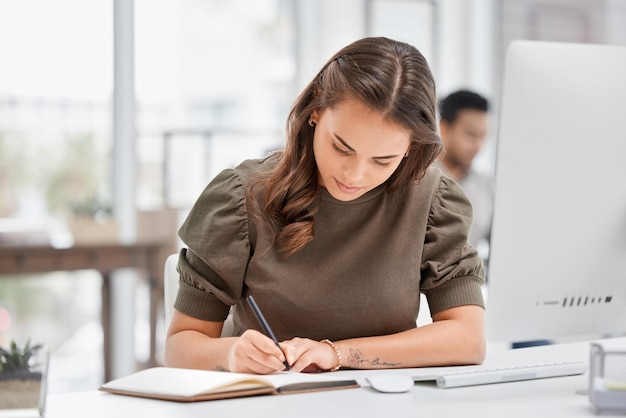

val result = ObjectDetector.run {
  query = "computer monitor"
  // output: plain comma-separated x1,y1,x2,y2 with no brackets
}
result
486,40,626,343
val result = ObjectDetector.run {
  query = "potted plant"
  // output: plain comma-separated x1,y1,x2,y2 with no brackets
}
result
0,339,48,412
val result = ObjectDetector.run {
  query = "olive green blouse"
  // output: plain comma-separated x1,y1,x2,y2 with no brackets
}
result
175,153,485,341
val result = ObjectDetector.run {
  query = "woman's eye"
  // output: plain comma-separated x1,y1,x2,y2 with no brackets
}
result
373,159,391,167
332,143,351,155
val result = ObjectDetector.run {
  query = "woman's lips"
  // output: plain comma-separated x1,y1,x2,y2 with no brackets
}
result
335,178,361,194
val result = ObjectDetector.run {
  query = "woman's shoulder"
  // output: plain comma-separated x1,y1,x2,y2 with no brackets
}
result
406,165,446,198
398,165,472,219
198,152,281,199
416,165,467,198
178,154,283,252
419,165,444,187
231,151,281,185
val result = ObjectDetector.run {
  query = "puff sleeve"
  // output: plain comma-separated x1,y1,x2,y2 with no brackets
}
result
174,168,252,322
421,175,485,315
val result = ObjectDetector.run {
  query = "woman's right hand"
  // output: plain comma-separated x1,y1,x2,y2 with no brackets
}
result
166,310,287,373
227,329,290,374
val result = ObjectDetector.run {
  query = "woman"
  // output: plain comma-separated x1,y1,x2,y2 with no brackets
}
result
165,37,485,374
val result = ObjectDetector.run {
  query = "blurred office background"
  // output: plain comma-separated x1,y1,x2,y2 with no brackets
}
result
0,0,625,394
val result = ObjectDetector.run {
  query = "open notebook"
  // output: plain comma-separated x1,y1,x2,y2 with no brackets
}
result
99,367,359,402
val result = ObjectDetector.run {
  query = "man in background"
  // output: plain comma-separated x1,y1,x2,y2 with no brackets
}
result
435,89,493,263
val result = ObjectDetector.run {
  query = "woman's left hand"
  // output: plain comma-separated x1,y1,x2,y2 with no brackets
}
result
280,337,339,373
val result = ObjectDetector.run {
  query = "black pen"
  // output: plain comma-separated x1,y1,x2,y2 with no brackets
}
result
246,295,291,371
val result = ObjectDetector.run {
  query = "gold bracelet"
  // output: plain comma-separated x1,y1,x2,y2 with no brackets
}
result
320,339,341,372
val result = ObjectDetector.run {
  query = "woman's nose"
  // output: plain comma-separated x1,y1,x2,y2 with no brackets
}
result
342,158,367,183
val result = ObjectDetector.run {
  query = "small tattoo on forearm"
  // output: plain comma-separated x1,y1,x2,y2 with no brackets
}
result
347,349,401,368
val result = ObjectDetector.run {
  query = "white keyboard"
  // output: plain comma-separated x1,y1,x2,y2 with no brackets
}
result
412,361,587,388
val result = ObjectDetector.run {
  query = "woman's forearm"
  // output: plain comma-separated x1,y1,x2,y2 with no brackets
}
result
165,330,237,371
333,306,485,369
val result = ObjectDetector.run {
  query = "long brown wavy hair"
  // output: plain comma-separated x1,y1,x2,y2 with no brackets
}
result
249,37,443,256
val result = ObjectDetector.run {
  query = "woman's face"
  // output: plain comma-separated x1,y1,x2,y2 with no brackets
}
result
312,98,411,201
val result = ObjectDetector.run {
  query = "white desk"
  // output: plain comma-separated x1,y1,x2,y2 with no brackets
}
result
45,337,626,418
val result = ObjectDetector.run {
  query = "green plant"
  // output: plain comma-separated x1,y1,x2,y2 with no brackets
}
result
0,339,43,375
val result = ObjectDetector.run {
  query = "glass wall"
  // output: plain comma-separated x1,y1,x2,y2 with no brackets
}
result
135,0,297,209
0,0,113,392
0,0,113,234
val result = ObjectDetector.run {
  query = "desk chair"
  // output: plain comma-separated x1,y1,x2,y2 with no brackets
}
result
163,253,235,337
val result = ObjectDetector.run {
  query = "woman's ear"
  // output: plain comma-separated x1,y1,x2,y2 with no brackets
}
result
310,109,320,125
